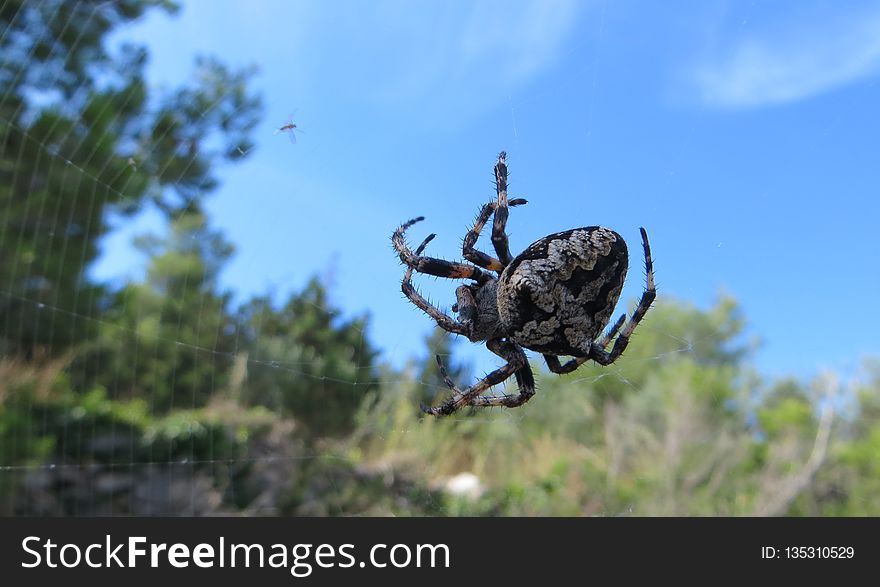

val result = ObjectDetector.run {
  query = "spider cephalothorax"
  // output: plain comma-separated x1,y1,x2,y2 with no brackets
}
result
392,152,656,416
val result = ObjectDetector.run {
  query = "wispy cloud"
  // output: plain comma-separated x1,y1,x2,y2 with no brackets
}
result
301,0,582,126
455,1,578,86
693,7,880,109
369,1,580,105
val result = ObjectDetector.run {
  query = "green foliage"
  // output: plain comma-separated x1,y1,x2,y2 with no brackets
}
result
71,209,237,412
238,277,379,438
0,356,278,514
1,373,256,466
351,297,880,516
282,456,446,516
801,365,880,516
0,0,261,356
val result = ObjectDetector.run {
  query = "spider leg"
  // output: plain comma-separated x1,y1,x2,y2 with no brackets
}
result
467,341,536,409
490,151,516,265
588,227,656,366
400,231,469,336
453,284,478,329
421,338,529,416
543,313,626,374
392,217,491,284
462,197,527,273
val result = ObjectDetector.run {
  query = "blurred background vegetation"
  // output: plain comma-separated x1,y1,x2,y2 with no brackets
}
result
2,0,878,516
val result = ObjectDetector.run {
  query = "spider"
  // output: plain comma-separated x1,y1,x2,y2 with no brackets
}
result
391,151,656,417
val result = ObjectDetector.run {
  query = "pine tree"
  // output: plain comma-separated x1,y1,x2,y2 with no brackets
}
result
0,0,260,356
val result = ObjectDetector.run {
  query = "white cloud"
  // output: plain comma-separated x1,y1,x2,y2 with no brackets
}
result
456,1,578,85
191,0,582,131
694,8,880,108
335,0,581,124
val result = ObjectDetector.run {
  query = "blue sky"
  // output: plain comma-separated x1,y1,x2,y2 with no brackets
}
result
94,0,880,381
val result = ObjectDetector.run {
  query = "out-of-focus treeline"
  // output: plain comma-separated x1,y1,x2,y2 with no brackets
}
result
2,0,878,516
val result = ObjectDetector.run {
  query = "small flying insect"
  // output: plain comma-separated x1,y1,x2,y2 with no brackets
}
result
274,117,300,144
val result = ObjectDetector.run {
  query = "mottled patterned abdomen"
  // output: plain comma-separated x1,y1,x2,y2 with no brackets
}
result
497,227,628,356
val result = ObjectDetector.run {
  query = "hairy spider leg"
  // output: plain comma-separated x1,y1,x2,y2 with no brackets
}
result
588,227,656,365
422,338,534,416
491,151,515,265
393,217,490,283
467,341,537,409
397,232,469,337
462,197,528,274
543,312,627,374
393,218,495,337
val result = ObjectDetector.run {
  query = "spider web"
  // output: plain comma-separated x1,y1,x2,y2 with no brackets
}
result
1,0,876,518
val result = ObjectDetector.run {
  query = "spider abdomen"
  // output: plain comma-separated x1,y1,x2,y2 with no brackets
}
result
497,227,628,357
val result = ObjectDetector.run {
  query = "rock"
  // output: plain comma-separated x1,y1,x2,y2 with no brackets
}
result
444,472,484,500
